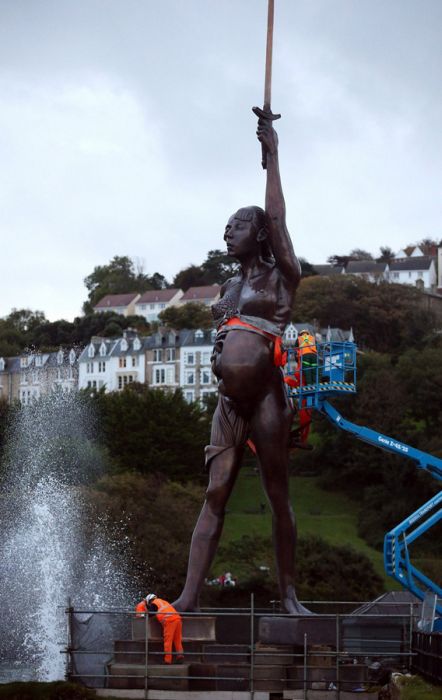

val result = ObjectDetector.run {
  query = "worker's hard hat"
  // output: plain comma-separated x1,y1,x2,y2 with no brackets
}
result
145,593,157,603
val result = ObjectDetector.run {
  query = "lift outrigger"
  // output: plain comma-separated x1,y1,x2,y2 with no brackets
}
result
285,340,442,616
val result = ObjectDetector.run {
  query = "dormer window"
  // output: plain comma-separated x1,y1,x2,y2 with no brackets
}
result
35,354,43,367
120,338,128,352
0,358,5,371
133,337,141,351
20,357,28,368
57,350,64,365
99,342,107,357
69,349,76,365
88,344,95,358
195,329,204,340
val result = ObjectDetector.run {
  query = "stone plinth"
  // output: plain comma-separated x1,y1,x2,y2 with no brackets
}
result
259,615,337,647
132,615,216,641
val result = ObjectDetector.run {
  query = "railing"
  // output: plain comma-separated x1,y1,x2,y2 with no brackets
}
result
63,596,427,697
412,630,442,684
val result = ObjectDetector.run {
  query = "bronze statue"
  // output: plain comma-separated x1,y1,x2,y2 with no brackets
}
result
173,114,310,614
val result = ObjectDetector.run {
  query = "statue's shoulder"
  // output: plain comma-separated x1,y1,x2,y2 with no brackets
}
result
220,274,243,297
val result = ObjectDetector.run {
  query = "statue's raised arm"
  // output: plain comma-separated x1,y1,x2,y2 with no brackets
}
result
257,116,301,287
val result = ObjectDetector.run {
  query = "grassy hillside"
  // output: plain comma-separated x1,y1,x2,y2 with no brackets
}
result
218,468,395,590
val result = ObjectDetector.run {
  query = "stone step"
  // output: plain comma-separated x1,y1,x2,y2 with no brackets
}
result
202,644,250,664
132,615,216,642
253,664,287,692
114,639,206,664
107,662,189,691
286,663,368,691
254,643,296,665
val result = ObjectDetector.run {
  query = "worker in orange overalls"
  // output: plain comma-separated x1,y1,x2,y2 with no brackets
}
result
135,593,184,664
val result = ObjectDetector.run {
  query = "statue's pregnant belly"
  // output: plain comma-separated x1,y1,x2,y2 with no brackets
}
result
214,330,274,400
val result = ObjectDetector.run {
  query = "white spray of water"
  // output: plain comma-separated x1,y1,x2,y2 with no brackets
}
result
0,388,133,681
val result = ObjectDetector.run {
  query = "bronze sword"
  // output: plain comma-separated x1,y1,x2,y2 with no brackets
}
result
253,0,281,169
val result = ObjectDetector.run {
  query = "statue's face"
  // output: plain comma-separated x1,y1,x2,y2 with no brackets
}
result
224,211,259,259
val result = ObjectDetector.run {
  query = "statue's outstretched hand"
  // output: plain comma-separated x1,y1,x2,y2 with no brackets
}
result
256,117,279,157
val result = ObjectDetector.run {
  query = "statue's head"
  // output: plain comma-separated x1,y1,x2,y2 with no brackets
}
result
224,206,272,261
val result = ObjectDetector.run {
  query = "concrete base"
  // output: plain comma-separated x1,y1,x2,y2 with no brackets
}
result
107,662,189,691
97,692,272,699
132,615,216,641
283,693,377,700
259,615,337,646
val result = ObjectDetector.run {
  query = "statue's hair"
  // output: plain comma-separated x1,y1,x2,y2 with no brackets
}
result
233,206,273,262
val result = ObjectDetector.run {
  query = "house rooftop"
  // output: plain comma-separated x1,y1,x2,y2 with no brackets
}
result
313,265,344,276
94,292,139,309
181,285,221,301
346,260,388,274
389,256,433,272
137,288,181,304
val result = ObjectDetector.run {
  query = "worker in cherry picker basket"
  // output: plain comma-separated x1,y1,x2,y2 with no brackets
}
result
135,593,184,664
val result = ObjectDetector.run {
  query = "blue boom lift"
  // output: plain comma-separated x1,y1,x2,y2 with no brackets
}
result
285,340,442,616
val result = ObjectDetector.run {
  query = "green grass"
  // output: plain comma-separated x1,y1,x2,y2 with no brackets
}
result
397,675,442,700
220,469,395,589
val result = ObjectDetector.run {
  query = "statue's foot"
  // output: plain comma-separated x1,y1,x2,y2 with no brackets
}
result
282,586,313,615
172,595,200,613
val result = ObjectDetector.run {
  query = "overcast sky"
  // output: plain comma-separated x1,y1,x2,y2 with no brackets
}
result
1,0,441,321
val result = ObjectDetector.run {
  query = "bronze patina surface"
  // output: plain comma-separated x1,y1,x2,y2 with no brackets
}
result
173,114,309,615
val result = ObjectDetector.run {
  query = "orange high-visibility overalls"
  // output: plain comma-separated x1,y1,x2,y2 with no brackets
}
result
150,598,184,664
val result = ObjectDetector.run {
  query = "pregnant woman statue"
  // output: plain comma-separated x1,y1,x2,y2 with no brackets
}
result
174,114,308,614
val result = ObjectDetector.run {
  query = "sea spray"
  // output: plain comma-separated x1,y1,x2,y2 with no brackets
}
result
0,387,133,680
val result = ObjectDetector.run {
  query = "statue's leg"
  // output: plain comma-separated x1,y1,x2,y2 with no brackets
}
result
250,376,311,615
173,396,248,612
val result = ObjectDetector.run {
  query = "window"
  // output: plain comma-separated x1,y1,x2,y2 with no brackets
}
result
392,272,400,280
210,329,217,343
133,337,141,351
185,391,194,403
195,329,204,340
69,349,76,365
120,338,128,351
150,303,155,309
155,368,166,384
166,367,174,384
119,357,127,368
131,356,138,367
141,304,146,310
0,358,4,371
36,355,43,367
186,370,195,385
88,345,95,358
98,361,106,372
201,352,211,364
167,348,176,362
87,361,94,374
20,357,28,368
153,349,162,362
160,303,166,309
201,370,211,384
417,271,424,278
185,352,194,365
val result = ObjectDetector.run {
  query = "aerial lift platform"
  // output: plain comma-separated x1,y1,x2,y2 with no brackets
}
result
285,339,442,617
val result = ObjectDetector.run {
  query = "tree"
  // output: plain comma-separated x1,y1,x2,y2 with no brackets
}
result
298,257,317,278
158,302,213,330
83,255,169,312
84,471,205,598
92,383,211,481
294,275,435,353
173,249,238,291
377,246,394,263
